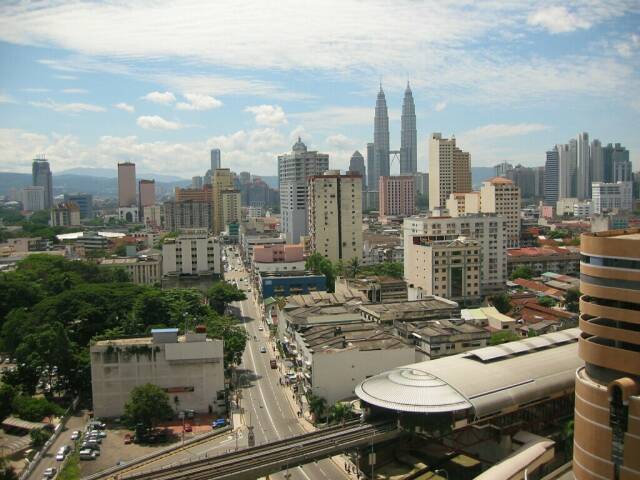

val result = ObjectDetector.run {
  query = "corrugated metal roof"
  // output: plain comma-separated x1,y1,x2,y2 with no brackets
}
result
355,328,581,417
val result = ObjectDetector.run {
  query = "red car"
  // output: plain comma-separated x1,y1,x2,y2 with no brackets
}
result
124,434,132,444
184,424,192,432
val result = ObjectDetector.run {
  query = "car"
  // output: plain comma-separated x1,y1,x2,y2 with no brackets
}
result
184,423,192,432
43,467,57,478
55,453,65,461
89,421,106,430
212,418,226,429
70,430,80,440
260,346,266,353
79,449,97,460
58,445,70,455
185,409,195,419
124,434,132,444
258,326,263,331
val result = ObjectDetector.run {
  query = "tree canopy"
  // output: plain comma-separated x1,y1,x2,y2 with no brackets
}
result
207,282,246,315
123,383,174,431
490,293,512,315
510,266,534,281
305,253,336,292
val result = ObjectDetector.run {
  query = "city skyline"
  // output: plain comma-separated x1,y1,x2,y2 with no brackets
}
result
0,1,639,178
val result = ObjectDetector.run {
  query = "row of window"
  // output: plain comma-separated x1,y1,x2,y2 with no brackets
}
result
581,254,640,270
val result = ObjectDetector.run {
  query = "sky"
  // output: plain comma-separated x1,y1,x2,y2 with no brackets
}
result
0,0,638,179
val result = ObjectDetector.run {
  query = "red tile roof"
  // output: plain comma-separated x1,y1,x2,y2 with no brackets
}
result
512,278,563,298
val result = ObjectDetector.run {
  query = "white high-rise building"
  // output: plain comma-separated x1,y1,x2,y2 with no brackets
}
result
308,171,363,263
592,181,633,214
278,138,329,243
480,177,521,248
428,133,471,210
576,132,591,200
544,147,559,205
400,82,417,175
558,142,577,199
21,186,45,212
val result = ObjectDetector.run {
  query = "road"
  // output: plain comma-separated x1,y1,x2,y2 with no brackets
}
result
226,248,349,480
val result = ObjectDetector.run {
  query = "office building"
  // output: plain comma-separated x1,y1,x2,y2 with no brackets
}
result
175,184,212,203
378,176,415,218
603,143,632,183
558,141,577,199
414,172,428,197
192,176,203,189
252,243,305,275
349,151,366,188
400,82,417,174
64,193,93,219
592,181,633,214
164,200,211,231
591,138,604,183
90,328,224,418
480,177,521,248
142,204,162,227
32,156,53,209
573,229,640,480
99,255,162,285
51,202,81,227
161,230,222,276
212,168,235,235
506,165,543,200
544,147,559,205
221,188,241,231
118,162,137,207
138,179,155,220
308,170,363,263
404,213,507,295
370,85,390,190
404,236,481,304
278,138,329,243
258,271,327,298
21,186,45,212
366,142,375,190
494,162,513,177
210,148,221,171
577,132,591,200
428,133,471,209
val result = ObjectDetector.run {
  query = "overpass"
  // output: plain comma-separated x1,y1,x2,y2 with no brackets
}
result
119,420,398,480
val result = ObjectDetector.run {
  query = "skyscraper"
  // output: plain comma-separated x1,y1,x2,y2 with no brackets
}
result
210,149,221,171
32,156,53,209
400,82,417,175
308,170,363,263
117,162,137,207
366,142,375,190
590,138,603,183
138,179,155,220
573,229,640,480
349,151,366,188
212,168,235,235
278,138,329,243
576,132,591,199
372,85,390,188
544,147,559,205
428,133,471,209
608,143,632,183
558,142,577,199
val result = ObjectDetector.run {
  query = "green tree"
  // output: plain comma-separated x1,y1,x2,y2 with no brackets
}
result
347,257,361,279
133,290,173,331
510,266,534,280
12,395,63,422
490,293,512,314
123,383,174,431
205,314,247,366
328,402,353,424
308,394,327,423
538,296,557,308
306,253,336,292
490,330,520,345
29,428,52,448
0,384,17,421
206,282,247,315
0,457,18,480
565,289,580,313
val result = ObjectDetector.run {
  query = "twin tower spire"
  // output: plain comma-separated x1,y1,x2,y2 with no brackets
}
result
367,82,417,191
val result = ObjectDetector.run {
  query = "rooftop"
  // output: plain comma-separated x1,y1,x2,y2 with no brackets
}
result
284,289,368,308
507,246,579,257
360,298,459,316
298,322,411,353
402,319,489,338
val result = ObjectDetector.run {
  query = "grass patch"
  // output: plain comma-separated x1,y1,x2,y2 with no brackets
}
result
57,451,80,480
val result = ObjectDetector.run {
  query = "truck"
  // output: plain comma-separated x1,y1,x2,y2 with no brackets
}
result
270,359,277,369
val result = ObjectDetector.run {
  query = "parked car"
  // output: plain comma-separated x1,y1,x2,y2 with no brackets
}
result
70,430,80,440
258,326,264,331
55,452,65,461
185,409,195,419
89,421,106,430
79,449,97,460
124,434,132,444
43,467,57,478
212,418,226,429
184,424,192,432
260,346,266,353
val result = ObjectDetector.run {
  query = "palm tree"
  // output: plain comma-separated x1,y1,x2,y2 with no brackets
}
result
329,402,353,424
348,257,360,278
308,394,327,423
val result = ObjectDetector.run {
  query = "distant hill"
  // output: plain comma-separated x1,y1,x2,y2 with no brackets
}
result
60,167,186,183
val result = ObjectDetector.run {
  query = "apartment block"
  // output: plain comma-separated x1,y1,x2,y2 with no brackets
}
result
378,175,415,218
428,133,471,210
161,229,221,276
164,201,211,231
308,170,363,263
480,177,521,248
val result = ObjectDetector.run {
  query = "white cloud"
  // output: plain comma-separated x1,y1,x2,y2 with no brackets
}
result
0,93,15,104
434,101,447,112
615,33,640,58
526,6,591,34
21,88,49,93
176,93,222,111
29,99,105,113
462,123,550,140
245,105,287,126
136,115,183,130
61,88,88,94
142,91,176,105
325,133,355,150
54,74,77,80
114,102,135,113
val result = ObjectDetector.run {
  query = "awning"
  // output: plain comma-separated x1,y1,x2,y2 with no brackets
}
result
2,416,48,431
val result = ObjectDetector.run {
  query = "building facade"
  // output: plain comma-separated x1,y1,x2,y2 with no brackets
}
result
21,186,45,212
428,133,471,209
480,177,521,248
349,151,366,189
161,230,222,276
210,148,221,171
63,193,93,219
138,179,155,216
90,329,224,418
32,157,53,210
592,181,633,214
117,162,137,207
400,82,417,175
50,202,81,227
212,168,235,235
378,176,415,218
99,255,162,285
278,138,329,243
370,86,390,190
308,171,363,263
164,201,211,231
573,229,640,480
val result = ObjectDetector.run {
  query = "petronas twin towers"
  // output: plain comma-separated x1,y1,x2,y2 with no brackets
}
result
366,82,417,191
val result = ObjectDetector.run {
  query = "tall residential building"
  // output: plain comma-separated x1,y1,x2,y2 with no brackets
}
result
592,181,633,214
446,192,480,217
210,148,221,171
558,142,577,199
544,147,560,205
366,142,375,191
591,138,604,183
404,213,507,295
211,168,235,235
138,179,155,209
278,138,329,243
371,85,390,189
64,193,93,220
32,156,53,209
221,189,241,231
400,82,417,175
480,177,521,248
117,162,137,207
603,143,633,183
576,132,591,200
308,170,363,263
21,186,45,212
162,229,222,276
378,176,415,218
164,200,211,231
349,151,366,188
428,133,471,209
573,229,640,480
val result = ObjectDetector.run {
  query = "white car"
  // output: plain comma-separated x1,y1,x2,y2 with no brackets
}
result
55,452,65,461
70,430,80,440
260,346,267,353
258,326,264,331
43,467,57,478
